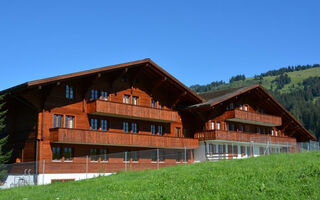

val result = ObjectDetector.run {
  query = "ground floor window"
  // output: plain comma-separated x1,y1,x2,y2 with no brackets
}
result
131,151,139,162
100,149,109,161
241,146,246,156
151,150,157,162
247,146,252,156
90,149,98,161
52,147,61,160
64,147,73,161
159,149,165,162
176,152,182,162
208,144,217,154
218,144,225,154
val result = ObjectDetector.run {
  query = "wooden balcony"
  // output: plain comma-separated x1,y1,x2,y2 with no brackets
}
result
194,130,296,144
225,109,282,127
50,128,198,149
87,100,180,122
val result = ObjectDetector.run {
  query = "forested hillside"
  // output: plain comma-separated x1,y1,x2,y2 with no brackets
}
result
190,64,320,140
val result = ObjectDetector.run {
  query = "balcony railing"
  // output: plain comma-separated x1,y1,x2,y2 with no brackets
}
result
225,109,282,127
87,100,180,122
50,128,198,149
194,130,296,144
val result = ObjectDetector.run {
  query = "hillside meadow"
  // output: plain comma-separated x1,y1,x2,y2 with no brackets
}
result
1,151,320,200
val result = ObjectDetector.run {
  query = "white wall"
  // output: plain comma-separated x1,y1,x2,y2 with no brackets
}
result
0,173,113,189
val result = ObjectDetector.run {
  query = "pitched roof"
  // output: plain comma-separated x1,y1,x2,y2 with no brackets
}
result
188,84,316,141
188,85,258,109
1,58,204,103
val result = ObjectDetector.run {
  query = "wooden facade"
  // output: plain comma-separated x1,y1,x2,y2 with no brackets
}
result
0,58,316,178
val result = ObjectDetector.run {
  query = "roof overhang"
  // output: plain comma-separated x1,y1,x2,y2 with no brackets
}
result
0,58,205,104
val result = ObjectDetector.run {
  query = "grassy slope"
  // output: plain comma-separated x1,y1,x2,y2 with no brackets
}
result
1,152,320,200
205,67,320,94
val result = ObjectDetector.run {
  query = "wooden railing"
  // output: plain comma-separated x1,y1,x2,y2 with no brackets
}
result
87,100,180,122
225,109,282,126
50,128,198,149
194,130,296,143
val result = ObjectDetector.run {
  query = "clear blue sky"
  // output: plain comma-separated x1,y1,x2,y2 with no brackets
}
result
1,0,320,91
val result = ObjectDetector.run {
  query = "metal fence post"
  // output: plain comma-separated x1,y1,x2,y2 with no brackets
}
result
125,152,127,172
42,160,45,185
86,155,88,179
157,148,159,170
184,147,187,163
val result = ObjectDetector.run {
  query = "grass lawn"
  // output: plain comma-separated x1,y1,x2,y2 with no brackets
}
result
1,152,320,200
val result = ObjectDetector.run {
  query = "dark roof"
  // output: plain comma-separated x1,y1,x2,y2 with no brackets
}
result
188,85,258,109
1,58,204,103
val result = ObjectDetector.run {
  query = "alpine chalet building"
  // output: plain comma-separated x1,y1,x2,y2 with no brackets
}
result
0,58,316,185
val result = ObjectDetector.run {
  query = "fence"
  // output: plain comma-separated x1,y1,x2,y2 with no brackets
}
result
0,140,319,189
204,138,320,161
0,148,192,189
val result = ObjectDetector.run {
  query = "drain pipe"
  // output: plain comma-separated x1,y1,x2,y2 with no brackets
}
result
204,141,208,161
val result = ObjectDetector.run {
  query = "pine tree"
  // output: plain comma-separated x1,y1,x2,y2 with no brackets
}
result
0,94,11,179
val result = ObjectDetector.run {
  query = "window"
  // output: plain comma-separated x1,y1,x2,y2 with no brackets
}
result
90,149,98,161
65,116,74,128
159,149,165,162
257,127,261,134
247,146,251,156
175,127,181,137
227,123,235,131
132,122,138,134
209,144,217,154
151,124,156,135
123,95,130,104
241,146,246,156
91,119,98,130
53,114,63,128
158,103,162,109
52,147,61,160
64,147,73,161
101,120,108,131
229,103,234,110
239,125,244,132
176,152,182,162
151,99,156,108
151,150,157,162
101,91,108,101
123,121,129,133
66,85,74,99
100,149,108,162
216,122,221,130
91,89,99,100
210,121,215,130
132,96,138,105
218,144,225,154
132,151,139,162
158,125,163,136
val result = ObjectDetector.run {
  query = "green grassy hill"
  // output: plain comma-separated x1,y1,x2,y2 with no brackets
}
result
1,152,320,200
195,67,320,94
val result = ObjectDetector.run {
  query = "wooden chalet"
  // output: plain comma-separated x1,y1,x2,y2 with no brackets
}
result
0,58,316,184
